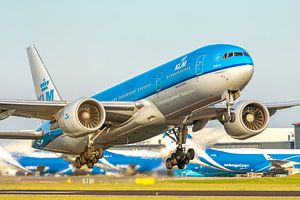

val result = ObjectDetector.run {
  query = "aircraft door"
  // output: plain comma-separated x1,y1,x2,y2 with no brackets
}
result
195,55,205,75
156,72,163,92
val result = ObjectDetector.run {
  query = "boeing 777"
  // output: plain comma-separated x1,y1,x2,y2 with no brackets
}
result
0,44,298,170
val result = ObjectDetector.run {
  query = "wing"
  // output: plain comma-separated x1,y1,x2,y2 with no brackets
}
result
0,99,68,120
189,100,300,122
0,99,141,123
268,159,295,169
263,101,300,115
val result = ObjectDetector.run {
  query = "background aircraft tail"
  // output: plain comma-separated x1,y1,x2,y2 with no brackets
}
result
26,45,62,101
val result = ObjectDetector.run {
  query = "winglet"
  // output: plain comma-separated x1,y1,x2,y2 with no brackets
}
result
26,45,62,101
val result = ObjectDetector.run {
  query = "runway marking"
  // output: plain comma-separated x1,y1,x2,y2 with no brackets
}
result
1,190,300,197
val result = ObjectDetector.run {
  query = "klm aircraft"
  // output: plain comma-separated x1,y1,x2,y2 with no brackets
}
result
0,44,299,170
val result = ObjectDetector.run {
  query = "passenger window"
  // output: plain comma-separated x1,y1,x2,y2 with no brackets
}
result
228,52,233,58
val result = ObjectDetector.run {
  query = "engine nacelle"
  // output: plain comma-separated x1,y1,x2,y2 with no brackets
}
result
58,98,106,137
224,100,270,140
192,119,209,132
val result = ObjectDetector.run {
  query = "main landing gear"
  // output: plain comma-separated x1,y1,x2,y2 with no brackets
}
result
165,126,195,170
74,126,110,169
74,146,103,169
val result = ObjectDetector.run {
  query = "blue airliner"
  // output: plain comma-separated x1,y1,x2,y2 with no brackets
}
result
0,44,299,170
4,143,300,177
178,148,300,177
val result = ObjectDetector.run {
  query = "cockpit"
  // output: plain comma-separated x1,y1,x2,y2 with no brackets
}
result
223,52,250,59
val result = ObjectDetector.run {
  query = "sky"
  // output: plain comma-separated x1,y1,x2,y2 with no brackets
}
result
0,0,300,130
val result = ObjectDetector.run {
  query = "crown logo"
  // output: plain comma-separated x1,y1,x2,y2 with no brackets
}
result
40,78,50,92
181,56,187,62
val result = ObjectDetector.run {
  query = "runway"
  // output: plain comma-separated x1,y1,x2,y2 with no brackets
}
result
1,190,300,197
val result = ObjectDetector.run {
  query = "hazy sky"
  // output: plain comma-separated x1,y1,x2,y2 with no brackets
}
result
0,0,300,130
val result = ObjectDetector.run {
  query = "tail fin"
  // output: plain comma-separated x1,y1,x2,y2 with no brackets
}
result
26,45,62,101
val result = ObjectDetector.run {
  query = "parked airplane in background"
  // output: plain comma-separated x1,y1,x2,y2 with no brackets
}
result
1,139,300,177
181,148,300,177
0,142,165,176
0,44,299,170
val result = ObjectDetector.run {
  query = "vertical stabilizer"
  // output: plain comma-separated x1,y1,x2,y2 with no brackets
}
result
26,45,62,101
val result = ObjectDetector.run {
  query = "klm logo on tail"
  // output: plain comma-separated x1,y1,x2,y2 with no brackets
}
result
38,78,54,101
40,78,49,92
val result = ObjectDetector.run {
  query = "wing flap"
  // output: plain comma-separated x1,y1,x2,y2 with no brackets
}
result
102,101,143,124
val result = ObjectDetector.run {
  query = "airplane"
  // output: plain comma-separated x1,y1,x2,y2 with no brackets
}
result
181,148,300,177
0,44,299,170
2,138,300,177
0,141,165,176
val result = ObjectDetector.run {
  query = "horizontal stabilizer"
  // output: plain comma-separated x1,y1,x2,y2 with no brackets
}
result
0,130,43,139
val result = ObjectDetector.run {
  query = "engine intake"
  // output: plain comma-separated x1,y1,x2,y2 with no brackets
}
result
58,98,106,137
224,100,270,140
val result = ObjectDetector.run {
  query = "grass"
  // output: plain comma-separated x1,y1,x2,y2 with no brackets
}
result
2,197,300,200
0,175,300,191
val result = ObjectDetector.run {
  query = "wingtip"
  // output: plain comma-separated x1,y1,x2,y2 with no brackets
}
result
26,44,36,51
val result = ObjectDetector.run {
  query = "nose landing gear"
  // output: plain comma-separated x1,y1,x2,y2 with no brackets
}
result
220,90,240,123
165,126,195,170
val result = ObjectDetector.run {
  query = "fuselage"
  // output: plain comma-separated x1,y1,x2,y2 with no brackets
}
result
32,44,254,154
92,44,253,103
185,148,300,176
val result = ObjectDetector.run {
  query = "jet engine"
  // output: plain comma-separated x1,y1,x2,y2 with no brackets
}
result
224,100,270,140
58,98,106,137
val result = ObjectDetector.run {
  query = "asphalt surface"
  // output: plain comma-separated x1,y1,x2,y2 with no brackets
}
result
1,190,300,197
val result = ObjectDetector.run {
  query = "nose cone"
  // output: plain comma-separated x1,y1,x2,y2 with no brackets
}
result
234,64,254,91
222,64,254,92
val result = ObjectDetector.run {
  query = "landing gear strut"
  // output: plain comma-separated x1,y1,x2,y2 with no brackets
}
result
74,126,110,169
221,90,240,123
165,126,195,170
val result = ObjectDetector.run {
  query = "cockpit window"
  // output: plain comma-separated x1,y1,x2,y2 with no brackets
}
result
243,52,250,57
234,52,243,56
223,52,250,59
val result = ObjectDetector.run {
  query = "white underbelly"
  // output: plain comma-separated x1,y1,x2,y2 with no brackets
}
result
148,65,254,118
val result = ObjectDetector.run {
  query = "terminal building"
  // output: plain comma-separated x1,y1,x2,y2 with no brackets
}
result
204,128,295,149
293,122,300,149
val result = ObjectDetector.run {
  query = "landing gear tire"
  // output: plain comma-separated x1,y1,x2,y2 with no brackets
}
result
229,112,236,123
84,148,94,160
165,158,173,170
79,153,87,164
86,161,94,169
221,113,230,122
187,148,195,160
185,158,190,164
95,148,103,159
91,157,98,164
221,112,236,123
74,157,82,169
177,161,185,169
